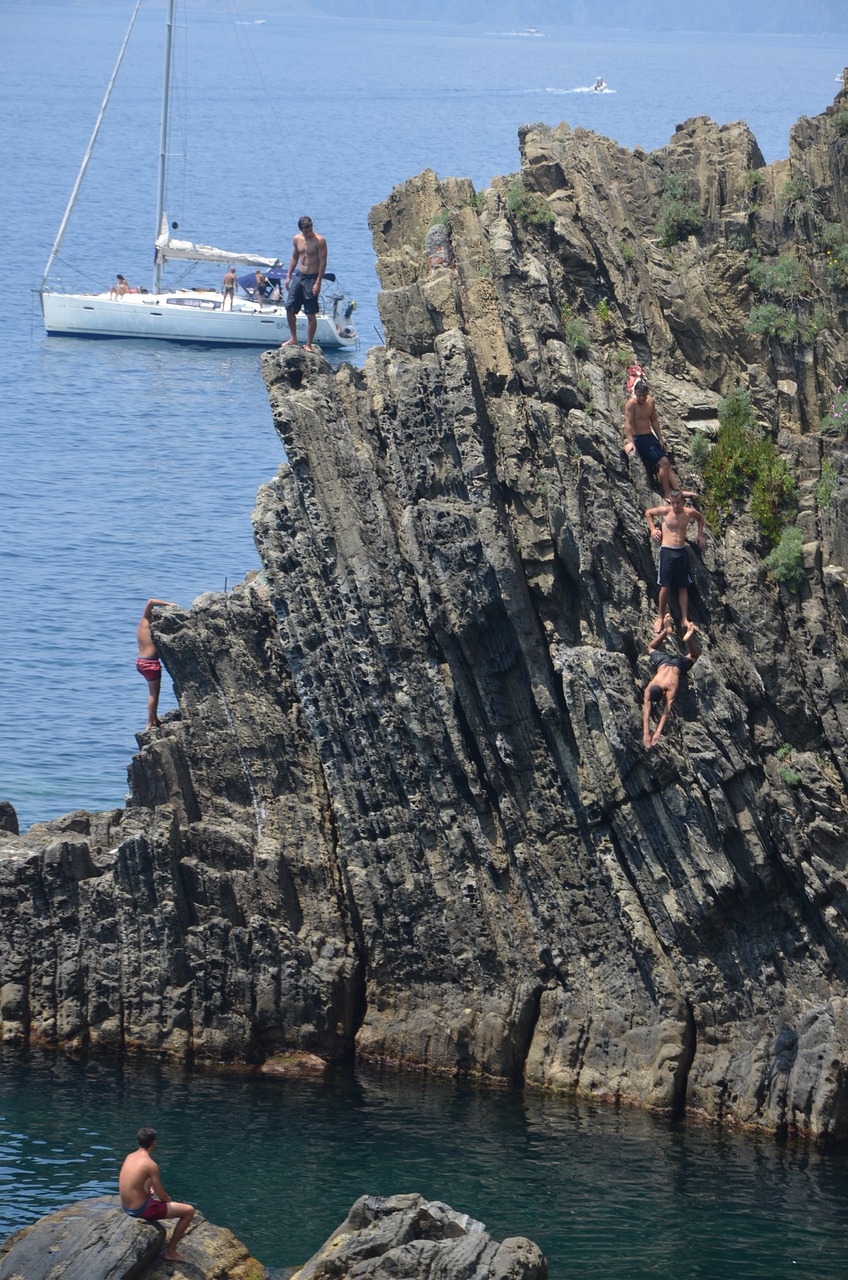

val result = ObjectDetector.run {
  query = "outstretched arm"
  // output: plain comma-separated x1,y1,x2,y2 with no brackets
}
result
142,598,175,620
651,691,675,745
137,599,176,650
641,689,655,748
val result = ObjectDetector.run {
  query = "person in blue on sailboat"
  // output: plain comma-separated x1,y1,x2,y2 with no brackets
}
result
282,216,328,351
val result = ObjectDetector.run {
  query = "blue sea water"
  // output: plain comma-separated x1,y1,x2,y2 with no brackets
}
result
1,6,847,1273
2,1048,848,1278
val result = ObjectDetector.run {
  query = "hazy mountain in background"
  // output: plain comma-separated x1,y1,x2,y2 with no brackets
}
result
308,0,845,34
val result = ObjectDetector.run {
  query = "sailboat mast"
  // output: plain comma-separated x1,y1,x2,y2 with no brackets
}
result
40,0,142,293
153,0,176,294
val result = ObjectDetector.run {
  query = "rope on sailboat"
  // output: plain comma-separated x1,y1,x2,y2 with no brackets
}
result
219,0,311,218
41,0,143,291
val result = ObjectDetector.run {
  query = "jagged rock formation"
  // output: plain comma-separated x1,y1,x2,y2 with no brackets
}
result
0,1194,542,1280
0,1198,265,1280
2,83,848,1137
292,1194,546,1280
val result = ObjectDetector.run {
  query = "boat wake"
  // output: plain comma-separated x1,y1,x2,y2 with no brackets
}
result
546,85,616,95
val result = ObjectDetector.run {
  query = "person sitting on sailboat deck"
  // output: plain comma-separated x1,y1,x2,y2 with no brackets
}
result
110,274,130,300
222,266,237,310
281,215,328,352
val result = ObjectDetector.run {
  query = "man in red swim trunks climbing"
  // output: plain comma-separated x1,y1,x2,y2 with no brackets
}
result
136,598,176,731
119,1126,195,1263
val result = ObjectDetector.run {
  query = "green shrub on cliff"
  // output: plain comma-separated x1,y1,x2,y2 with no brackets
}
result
820,224,848,289
657,173,704,247
744,169,765,203
505,180,556,231
826,248,848,289
688,430,711,472
747,253,807,301
745,303,800,344
751,450,798,545
564,317,590,357
702,388,796,543
815,460,838,508
831,109,848,135
779,175,820,228
764,525,806,593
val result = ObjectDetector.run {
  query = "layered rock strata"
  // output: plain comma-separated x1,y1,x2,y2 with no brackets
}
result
2,83,848,1137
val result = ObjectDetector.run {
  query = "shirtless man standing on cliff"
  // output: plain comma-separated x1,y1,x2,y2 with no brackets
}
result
119,1127,195,1263
624,379,692,500
136,598,176,731
646,491,706,633
282,215,328,351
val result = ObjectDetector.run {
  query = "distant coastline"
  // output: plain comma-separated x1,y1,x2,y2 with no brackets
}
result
7,0,845,39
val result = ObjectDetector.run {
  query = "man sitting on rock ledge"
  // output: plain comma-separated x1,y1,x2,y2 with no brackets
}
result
119,1126,195,1263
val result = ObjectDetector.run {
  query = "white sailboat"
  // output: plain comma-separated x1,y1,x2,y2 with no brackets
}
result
39,0,357,351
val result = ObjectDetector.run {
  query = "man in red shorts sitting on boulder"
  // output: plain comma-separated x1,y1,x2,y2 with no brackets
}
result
119,1126,195,1263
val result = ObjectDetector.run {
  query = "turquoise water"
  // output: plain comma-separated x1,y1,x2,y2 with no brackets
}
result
2,1049,848,1277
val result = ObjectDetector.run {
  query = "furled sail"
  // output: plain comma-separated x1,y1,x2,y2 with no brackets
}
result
155,222,280,270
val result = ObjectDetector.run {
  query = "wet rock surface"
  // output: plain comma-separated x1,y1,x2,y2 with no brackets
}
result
2,81,848,1137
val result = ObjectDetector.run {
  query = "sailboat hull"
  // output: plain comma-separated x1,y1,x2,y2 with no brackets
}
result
41,290,357,350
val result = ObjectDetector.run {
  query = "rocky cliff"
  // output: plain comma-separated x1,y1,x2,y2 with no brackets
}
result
3,82,848,1138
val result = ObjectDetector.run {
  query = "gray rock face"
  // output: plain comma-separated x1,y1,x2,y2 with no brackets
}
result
294,1194,546,1280
2,85,848,1136
0,1198,264,1280
0,803,18,836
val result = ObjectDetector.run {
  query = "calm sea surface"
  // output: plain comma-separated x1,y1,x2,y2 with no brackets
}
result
3,1048,848,1277
1,6,846,1274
